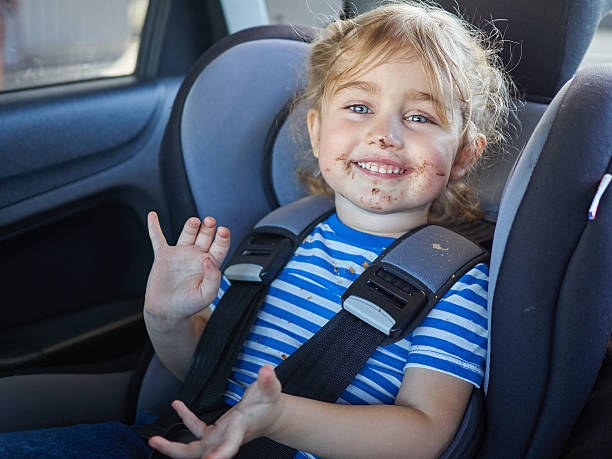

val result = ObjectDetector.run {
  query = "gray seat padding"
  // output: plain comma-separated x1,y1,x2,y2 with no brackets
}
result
482,64,612,458
0,371,133,432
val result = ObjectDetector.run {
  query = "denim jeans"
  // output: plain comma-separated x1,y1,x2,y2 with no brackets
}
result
0,421,153,458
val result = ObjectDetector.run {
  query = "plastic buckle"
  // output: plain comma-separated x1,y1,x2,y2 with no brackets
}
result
224,232,294,284
341,263,427,341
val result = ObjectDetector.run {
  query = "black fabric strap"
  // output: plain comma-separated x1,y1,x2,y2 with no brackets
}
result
277,309,385,400
212,310,385,458
180,282,266,405
230,310,386,458
136,281,267,439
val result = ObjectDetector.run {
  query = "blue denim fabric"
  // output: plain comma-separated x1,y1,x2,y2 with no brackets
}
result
0,421,152,458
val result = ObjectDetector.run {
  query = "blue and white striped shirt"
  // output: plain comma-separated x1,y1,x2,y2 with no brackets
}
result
212,213,488,457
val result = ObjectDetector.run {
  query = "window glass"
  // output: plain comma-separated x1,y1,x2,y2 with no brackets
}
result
220,0,342,34
264,0,342,27
579,13,612,69
0,0,149,92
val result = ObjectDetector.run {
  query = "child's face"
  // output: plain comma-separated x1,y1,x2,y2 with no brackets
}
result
307,56,480,221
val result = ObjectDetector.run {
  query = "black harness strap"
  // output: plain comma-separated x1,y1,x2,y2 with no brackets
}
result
227,312,386,458
277,310,385,401
136,280,267,439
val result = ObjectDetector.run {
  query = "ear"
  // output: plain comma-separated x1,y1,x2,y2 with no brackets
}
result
307,108,321,158
450,134,486,180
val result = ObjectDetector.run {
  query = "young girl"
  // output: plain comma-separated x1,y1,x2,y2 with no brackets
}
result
145,2,512,458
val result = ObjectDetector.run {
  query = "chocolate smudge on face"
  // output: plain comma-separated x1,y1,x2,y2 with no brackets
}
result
414,160,435,175
335,154,351,173
371,188,380,194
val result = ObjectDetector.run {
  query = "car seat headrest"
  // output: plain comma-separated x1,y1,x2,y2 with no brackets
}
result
438,0,610,102
267,103,312,207
160,26,316,249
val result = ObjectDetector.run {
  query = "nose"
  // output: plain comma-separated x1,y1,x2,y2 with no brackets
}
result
365,115,404,150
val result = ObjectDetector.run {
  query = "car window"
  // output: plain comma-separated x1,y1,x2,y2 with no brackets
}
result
579,12,612,68
220,0,342,34
220,1,612,68
0,0,149,92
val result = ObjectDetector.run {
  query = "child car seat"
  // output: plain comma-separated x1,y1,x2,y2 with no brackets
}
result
0,1,608,457
140,0,611,456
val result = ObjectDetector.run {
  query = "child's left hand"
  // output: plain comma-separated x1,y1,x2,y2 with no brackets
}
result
148,364,284,459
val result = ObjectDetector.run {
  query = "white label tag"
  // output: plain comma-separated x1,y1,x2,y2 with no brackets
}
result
588,173,611,220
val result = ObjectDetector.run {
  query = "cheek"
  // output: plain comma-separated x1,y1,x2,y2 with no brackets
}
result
318,151,351,178
403,159,450,202
416,160,449,184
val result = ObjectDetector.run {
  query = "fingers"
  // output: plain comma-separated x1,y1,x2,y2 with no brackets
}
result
194,216,216,250
148,436,203,459
205,440,240,459
176,217,230,263
200,258,223,301
172,400,205,440
257,364,282,397
177,217,202,246
208,226,231,266
148,212,168,256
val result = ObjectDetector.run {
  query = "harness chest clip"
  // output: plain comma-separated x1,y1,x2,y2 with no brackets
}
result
341,263,428,341
224,232,294,284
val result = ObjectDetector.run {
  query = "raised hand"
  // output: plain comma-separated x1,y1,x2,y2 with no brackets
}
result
144,212,231,322
149,365,284,459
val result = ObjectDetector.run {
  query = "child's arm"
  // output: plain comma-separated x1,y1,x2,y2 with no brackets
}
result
144,212,231,380
150,364,473,459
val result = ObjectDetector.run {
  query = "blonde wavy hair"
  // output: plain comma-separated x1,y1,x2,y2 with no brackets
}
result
294,0,514,225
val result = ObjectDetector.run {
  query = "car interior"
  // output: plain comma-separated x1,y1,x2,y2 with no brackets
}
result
0,0,611,457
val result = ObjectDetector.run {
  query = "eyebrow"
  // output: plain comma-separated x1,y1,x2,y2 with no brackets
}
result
335,80,440,106
335,80,381,95
405,88,439,105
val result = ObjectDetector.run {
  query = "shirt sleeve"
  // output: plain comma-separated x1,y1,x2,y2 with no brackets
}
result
403,263,489,388
208,275,232,312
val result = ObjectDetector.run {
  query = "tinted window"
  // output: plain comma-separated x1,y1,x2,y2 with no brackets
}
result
0,0,149,92
579,13,612,69
220,0,342,34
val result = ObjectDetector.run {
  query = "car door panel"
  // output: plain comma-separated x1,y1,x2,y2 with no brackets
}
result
0,77,182,374
0,79,167,208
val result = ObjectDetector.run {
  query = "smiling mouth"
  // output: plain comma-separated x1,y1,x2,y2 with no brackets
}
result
355,161,409,175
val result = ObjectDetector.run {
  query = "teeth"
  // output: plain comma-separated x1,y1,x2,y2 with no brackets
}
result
357,162,406,174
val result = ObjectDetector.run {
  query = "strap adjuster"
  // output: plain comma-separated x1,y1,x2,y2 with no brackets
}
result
341,263,427,341
224,233,294,283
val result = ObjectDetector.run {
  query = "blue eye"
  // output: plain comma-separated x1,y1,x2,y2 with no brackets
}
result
405,114,429,123
349,104,371,114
